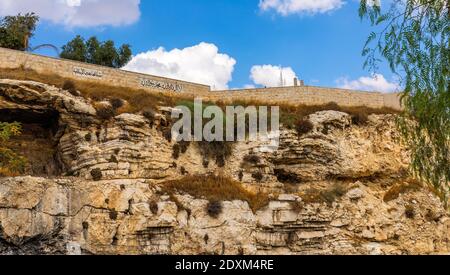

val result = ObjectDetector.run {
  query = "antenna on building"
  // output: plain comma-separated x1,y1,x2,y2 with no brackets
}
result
279,66,284,87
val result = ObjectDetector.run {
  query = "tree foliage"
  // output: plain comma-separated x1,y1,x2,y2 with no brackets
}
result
0,122,27,177
60,35,132,68
0,13,39,51
59,35,87,62
360,0,449,202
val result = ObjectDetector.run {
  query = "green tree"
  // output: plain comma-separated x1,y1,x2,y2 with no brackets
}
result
0,122,27,177
97,40,119,67
360,0,449,202
0,12,39,51
60,35,132,68
116,44,132,68
86,36,101,64
60,35,87,62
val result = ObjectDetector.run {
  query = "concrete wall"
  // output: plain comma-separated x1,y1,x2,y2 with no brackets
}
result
0,47,402,110
0,47,211,96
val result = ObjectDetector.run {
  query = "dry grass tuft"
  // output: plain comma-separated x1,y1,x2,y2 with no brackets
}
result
300,182,348,205
62,80,80,96
0,67,190,112
383,179,423,202
230,100,398,130
160,174,270,212
281,102,398,129
0,167,20,177
1,68,400,127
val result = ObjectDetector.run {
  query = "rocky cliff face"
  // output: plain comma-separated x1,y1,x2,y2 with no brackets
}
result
0,80,448,255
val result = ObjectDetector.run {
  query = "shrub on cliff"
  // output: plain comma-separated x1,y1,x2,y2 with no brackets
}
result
252,171,264,182
206,201,223,219
84,133,92,142
172,141,190,160
175,100,235,168
351,112,369,126
172,143,181,159
110,98,124,110
0,122,27,177
274,169,302,184
163,128,172,142
96,105,115,120
90,168,103,181
243,154,261,165
149,200,159,215
142,108,156,123
295,119,314,136
198,141,233,168
405,205,416,219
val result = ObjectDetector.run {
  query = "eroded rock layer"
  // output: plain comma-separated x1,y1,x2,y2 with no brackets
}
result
0,80,448,255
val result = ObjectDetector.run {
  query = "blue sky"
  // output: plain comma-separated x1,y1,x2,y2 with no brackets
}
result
0,0,400,92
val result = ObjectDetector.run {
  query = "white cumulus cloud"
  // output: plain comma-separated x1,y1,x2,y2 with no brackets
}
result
250,65,298,88
0,0,141,27
123,42,237,90
336,74,400,93
259,0,345,15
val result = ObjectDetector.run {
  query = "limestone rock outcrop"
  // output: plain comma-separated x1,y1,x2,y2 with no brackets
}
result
0,176,448,255
0,79,448,255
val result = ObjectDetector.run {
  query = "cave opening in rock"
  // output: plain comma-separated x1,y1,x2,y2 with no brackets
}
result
0,108,64,177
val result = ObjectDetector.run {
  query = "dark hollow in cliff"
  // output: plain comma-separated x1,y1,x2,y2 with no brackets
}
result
0,108,64,177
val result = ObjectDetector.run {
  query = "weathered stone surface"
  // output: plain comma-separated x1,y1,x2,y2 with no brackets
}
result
0,80,448,255
3,176,446,255
347,188,365,200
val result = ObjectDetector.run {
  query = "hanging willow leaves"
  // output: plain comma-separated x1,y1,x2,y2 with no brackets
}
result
360,0,449,203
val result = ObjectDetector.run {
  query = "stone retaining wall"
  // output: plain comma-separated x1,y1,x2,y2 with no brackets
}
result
0,47,402,110
0,47,210,96
209,86,402,110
